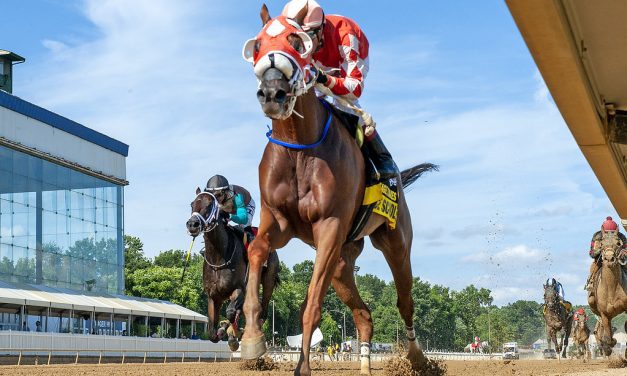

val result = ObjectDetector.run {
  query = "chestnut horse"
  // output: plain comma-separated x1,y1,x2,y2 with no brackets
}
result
542,279,573,358
570,313,590,360
588,229,627,357
240,5,436,375
186,188,280,350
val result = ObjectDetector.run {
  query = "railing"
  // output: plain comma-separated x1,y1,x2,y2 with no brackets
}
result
0,347,237,365
0,331,233,365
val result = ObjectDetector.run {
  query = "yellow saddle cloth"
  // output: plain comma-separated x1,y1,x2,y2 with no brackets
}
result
363,182,399,229
542,301,572,315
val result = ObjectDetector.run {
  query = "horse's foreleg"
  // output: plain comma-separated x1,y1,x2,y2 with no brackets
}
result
241,233,271,359
599,314,614,356
207,298,223,343
562,318,572,358
330,240,373,375
226,288,244,332
296,219,343,376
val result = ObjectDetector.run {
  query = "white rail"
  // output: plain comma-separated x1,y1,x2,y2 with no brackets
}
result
0,331,233,365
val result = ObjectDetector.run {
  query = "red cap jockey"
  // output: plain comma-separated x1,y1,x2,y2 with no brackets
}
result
602,216,618,231
574,308,587,321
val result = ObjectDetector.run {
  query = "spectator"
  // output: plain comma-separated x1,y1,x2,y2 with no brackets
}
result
35,321,42,332
22,321,29,332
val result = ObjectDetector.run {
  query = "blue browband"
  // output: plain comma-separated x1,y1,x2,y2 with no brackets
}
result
265,99,332,149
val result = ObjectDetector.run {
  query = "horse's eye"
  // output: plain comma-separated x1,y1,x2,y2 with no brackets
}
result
288,34,304,53
254,40,261,53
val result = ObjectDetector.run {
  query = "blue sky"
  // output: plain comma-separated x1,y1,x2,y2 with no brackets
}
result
2,0,618,306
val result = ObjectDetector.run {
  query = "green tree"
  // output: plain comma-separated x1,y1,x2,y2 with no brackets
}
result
124,235,151,294
500,300,544,346
154,249,186,268
451,285,492,349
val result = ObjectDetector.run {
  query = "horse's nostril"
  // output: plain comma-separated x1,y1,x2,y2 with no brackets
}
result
275,90,287,103
257,89,266,103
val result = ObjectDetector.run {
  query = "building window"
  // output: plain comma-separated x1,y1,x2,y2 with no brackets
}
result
0,145,124,293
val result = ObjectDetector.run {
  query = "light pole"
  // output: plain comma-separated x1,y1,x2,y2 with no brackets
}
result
271,299,275,348
329,309,346,343
353,266,360,345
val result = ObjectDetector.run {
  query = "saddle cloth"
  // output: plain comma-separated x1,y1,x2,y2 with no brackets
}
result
543,301,572,315
363,180,399,230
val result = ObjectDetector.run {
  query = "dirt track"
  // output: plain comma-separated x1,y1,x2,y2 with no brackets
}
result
0,359,624,376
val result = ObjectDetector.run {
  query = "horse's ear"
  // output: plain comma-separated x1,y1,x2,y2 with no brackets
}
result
292,3,308,26
196,187,201,195
260,4,271,26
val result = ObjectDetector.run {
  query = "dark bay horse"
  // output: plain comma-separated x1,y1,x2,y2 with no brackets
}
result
186,188,280,350
588,229,627,356
240,5,436,375
542,279,573,358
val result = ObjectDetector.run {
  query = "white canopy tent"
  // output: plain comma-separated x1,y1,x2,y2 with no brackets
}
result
286,327,324,349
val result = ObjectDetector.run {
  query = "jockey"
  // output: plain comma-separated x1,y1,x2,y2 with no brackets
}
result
281,0,398,180
585,216,627,290
549,277,565,302
205,174,256,240
573,308,588,322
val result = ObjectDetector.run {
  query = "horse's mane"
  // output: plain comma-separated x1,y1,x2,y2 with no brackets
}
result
401,163,439,189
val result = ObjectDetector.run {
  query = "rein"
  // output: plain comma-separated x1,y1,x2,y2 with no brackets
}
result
265,99,332,149
204,228,238,272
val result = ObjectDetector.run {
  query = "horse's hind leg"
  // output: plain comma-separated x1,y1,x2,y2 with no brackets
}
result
370,225,426,369
330,239,373,375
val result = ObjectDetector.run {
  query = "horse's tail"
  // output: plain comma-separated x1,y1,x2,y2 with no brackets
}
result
400,163,438,189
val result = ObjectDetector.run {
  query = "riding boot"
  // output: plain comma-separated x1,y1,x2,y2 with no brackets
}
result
364,131,399,180
585,260,600,293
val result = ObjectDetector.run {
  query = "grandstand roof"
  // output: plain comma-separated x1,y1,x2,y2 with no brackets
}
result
0,280,207,322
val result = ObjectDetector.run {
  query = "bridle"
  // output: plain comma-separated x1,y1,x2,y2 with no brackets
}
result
189,192,240,272
600,230,626,266
242,16,318,119
190,192,221,234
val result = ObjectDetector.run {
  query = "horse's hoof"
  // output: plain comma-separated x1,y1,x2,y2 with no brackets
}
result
241,334,267,359
228,337,240,352
217,328,226,340
208,335,219,344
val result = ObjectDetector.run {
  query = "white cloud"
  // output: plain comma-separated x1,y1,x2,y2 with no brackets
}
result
1,225,26,238
461,244,544,264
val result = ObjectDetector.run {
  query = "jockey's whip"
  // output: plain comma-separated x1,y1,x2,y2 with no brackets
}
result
180,237,196,282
